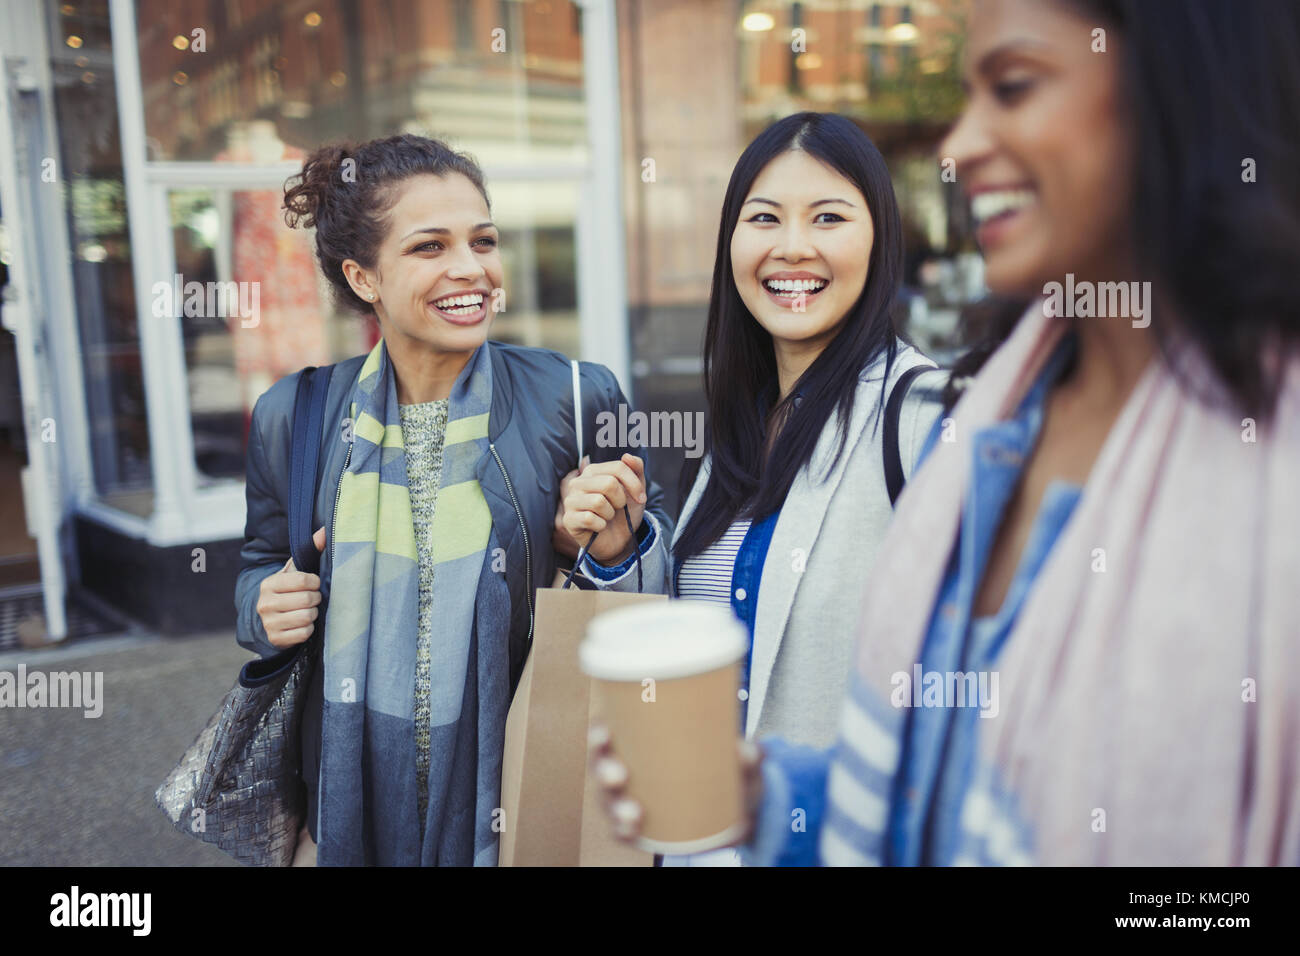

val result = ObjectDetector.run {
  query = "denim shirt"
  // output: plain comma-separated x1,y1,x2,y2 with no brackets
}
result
887,334,1080,865
749,334,1082,866
729,511,781,727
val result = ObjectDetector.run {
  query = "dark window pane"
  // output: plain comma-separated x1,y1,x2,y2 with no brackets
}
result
50,0,153,498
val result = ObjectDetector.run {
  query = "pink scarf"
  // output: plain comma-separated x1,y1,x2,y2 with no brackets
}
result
851,304,1300,864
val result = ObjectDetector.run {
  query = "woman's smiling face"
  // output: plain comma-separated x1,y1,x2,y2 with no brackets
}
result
940,0,1133,297
345,172,504,354
730,149,874,366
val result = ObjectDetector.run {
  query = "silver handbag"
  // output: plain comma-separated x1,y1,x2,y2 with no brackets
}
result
154,639,318,866
155,364,334,866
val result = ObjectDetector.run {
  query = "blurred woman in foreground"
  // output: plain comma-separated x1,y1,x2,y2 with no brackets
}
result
597,0,1300,865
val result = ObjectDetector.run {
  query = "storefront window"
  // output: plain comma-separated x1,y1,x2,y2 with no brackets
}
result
133,0,588,169
50,0,153,508
167,185,358,481
484,179,580,357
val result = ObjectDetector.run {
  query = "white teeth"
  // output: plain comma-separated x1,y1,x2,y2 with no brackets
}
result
432,293,484,310
763,278,828,294
971,189,1036,224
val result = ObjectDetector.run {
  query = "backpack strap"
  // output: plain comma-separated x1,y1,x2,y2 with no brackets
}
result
288,364,335,575
883,364,929,508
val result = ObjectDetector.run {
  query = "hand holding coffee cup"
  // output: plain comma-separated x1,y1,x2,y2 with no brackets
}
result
588,723,764,844
579,602,758,853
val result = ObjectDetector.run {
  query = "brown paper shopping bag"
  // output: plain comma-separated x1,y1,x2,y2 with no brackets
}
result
498,583,665,866
497,360,661,866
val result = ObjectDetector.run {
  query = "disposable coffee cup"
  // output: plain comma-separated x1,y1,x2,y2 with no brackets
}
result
579,601,749,854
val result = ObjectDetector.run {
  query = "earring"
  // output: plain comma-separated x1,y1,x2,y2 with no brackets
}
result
369,293,376,301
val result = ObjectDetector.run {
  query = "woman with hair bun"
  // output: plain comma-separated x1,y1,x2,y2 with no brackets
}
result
235,133,673,866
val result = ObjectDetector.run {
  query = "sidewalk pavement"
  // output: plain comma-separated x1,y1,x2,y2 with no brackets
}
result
0,630,257,866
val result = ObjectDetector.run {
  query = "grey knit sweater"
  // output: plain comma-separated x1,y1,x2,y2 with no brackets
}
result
398,397,450,836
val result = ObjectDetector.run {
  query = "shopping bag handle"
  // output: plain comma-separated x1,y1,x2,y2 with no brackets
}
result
561,506,644,592
563,359,645,592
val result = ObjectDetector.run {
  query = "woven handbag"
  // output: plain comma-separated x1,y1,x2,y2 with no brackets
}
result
155,364,334,866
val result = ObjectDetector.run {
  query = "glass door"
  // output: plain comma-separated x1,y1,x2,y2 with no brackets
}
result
0,32,72,637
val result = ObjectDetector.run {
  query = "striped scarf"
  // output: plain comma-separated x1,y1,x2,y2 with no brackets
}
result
317,339,496,865
826,305,1300,865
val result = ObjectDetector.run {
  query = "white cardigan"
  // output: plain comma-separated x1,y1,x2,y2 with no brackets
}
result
592,343,946,748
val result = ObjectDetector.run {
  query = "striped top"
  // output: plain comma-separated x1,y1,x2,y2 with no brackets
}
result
676,519,752,606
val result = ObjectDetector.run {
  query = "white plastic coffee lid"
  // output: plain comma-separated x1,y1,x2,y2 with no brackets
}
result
579,601,748,681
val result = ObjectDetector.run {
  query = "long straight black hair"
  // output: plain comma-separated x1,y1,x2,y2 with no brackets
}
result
674,112,905,563
945,0,1300,417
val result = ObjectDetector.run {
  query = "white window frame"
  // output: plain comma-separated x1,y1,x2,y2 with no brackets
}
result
106,0,628,547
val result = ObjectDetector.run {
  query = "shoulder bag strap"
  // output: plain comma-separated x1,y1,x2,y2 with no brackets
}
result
289,364,335,575
883,364,929,508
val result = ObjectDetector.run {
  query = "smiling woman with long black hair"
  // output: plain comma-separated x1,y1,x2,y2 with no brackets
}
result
561,111,946,864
